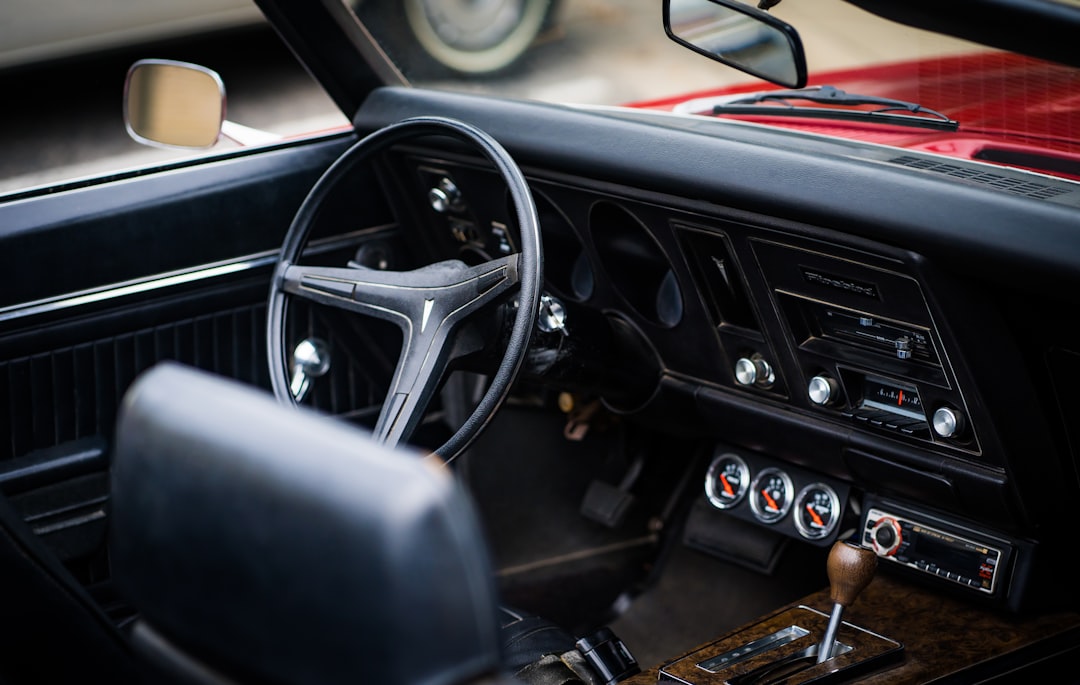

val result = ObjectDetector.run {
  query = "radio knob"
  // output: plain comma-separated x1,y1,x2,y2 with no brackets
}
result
870,518,902,556
894,336,913,360
734,355,774,388
932,406,965,438
808,374,840,406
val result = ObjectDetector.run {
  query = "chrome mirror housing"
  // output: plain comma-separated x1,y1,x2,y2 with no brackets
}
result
124,59,226,149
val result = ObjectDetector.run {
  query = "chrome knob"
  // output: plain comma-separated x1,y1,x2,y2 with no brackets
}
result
537,293,568,335
808,374,839,406
894,336,912,360
290,338,330,402
734,355,774,388
428,177,463,213
932,406,965,438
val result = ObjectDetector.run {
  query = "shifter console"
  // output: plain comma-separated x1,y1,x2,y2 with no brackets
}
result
658,541,902,685
658,605,900,684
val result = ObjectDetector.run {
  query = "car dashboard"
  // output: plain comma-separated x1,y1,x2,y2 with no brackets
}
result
353,84,1080,609
3,80,1080,682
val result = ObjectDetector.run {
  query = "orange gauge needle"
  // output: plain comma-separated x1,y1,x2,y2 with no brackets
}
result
719,474,734,496
806,504,825,527
762,490,779,511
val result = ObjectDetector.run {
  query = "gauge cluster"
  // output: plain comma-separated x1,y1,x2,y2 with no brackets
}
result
701,444,853,546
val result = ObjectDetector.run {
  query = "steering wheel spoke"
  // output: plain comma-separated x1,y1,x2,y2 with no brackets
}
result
370,312,457,448
267,116,542,461
282,255,519,326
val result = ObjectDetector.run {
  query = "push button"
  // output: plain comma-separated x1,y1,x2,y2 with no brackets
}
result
885,416,922,431
854,410,890,424
899,422,931,439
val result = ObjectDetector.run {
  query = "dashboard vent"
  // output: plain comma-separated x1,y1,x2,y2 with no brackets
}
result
679,226,759,332
888,155,1072,200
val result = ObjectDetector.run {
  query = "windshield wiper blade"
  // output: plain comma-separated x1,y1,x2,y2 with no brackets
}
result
708,85,959,131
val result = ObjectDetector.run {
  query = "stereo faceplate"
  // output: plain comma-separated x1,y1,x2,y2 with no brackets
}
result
862,504,1011,596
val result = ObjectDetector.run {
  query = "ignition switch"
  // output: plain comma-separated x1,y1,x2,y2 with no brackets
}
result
537,293,568,336
428,176,464,213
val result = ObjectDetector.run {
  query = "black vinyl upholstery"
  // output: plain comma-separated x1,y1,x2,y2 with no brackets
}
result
110,361,507,685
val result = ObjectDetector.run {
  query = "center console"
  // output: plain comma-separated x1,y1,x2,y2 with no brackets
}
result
657,604,900,685
620,541,1080,685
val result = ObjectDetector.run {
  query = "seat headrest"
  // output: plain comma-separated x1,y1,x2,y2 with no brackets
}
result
110,361,503,685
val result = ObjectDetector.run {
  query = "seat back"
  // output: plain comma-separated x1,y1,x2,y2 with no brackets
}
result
110,361,506,685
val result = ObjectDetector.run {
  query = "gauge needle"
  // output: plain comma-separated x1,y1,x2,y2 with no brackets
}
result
762,489,779,510
720,474,734,496
806,504,824,527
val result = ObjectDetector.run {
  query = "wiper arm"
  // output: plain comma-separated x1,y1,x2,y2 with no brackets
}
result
697,85,959,131
726,85,936,111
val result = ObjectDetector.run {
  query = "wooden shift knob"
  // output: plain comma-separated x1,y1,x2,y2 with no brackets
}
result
827,541,878,607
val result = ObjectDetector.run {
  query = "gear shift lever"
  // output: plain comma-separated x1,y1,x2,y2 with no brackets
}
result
816,541,877,663
657,538,901,685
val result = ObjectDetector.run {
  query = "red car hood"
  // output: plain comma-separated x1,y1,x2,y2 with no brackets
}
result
631,52,1080,182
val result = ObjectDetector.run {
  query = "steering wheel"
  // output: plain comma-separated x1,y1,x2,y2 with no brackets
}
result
267,116,542,462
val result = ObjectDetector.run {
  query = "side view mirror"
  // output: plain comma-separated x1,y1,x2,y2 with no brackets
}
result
124,59,281,149
664,0,807,88
124,59,226,149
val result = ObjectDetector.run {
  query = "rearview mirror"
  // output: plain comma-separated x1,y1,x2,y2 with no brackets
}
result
664,0,806,88
124,59,225,149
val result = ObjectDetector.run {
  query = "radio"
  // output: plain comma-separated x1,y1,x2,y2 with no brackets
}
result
863,504,1012,596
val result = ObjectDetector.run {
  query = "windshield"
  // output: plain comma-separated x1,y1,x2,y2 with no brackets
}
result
354,0,1080,180
356,0,981,103
3,0,1077,194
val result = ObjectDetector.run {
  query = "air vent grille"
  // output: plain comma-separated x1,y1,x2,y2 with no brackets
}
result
678,226,759,332
889,155,1071,200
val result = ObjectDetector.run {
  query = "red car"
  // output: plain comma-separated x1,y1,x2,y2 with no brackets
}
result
2,1,1080,684
636,51,1080,182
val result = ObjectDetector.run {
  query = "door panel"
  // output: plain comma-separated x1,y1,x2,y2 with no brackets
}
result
0,133,407,586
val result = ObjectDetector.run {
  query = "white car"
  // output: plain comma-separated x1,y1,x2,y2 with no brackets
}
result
356,0,562,74
0,0,558,74
0,0,263,70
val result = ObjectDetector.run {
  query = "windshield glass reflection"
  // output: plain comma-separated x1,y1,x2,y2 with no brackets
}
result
354,0,982,107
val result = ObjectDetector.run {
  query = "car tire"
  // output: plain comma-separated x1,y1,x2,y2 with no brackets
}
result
357,0,558,76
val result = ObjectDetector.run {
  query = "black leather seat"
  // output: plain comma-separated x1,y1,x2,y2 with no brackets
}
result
109,361,598,685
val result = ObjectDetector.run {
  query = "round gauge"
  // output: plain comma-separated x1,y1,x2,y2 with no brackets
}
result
793,483,842,540
705,452,750,509
749,467,794,524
